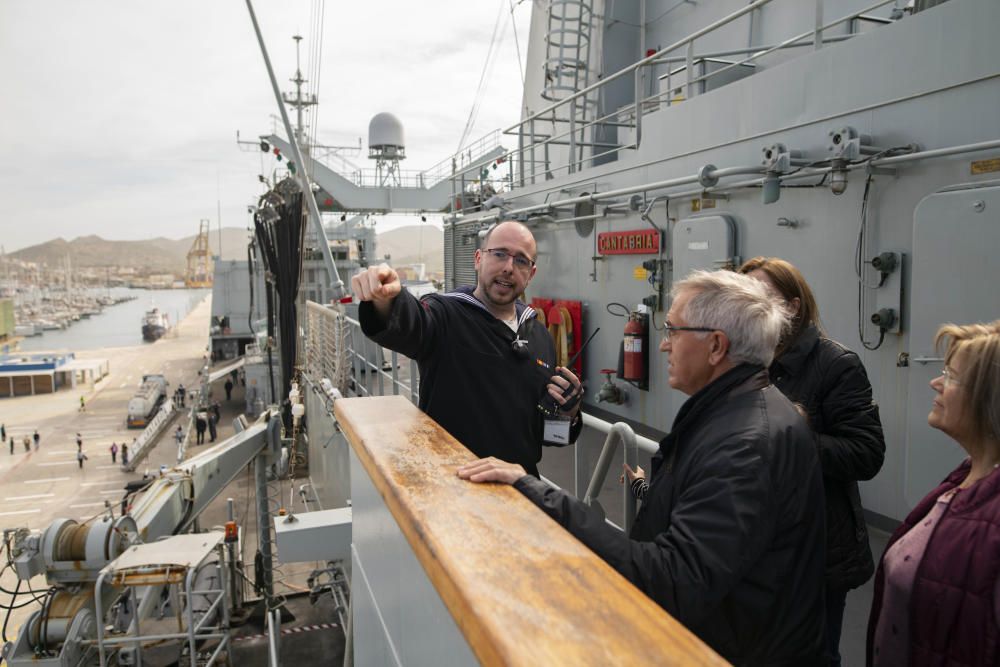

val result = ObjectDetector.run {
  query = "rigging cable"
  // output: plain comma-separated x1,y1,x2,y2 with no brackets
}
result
456,0,509,153
509,0,526,87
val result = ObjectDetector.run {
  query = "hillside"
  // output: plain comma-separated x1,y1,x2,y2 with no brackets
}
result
11,228,254,273
375,225,444,275
10,224,444,276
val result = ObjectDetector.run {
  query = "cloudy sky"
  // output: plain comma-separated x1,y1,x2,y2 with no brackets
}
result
0,1,533,252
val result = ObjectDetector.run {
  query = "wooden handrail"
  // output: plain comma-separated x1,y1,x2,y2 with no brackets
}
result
335,395,727,666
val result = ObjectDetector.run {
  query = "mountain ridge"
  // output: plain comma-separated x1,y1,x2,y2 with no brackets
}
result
9,225,445,276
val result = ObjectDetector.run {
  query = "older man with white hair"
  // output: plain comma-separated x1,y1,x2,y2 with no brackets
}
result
460,269,826,665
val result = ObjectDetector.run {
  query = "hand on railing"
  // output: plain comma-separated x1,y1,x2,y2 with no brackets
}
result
619,463,645,485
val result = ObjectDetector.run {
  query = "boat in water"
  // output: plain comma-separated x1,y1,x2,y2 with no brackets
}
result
140,307,169,341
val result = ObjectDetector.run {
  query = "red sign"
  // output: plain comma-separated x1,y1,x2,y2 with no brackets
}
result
597,229,661,255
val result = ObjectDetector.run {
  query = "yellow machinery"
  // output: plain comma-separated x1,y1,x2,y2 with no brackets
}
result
185,219,213,288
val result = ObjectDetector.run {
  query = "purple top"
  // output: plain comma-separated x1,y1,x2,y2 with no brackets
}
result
873,484,1000,665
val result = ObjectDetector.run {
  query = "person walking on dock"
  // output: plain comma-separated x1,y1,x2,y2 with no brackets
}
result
76,433,83,450
79,396,86,412
23,436,30,452
177,384,186,408
110,442,118,464
1,423,5,441
195,412,207,445
174,425,184,446
32,430,40,451
9,436,14,455
76,449,88,469
224,378,234,401
121,442,129,467
208,412,217,443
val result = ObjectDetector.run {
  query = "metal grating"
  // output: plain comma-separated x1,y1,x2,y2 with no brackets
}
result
443,220,482,291
304,301,349,395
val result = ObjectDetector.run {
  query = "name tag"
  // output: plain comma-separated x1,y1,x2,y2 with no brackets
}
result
543,418,571,445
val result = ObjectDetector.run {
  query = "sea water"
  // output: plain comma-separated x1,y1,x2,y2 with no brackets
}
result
18,288,210,352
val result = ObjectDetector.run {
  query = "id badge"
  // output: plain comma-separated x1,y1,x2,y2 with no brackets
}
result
543,418,571,445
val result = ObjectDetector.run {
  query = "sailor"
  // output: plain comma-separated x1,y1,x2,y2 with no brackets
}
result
353,220,583,477
460,269,826,664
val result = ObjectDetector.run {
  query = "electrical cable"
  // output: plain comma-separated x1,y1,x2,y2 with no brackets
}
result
1,579,20,642
606,302,630,318
850,144,916,350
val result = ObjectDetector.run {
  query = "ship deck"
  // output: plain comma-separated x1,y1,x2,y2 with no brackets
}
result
0,296,342,660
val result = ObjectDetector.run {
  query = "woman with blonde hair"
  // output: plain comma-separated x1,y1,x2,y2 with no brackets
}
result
867,320,1000,665
739,256,886,667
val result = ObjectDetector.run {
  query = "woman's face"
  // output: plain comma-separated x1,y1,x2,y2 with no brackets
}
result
928,351,973,443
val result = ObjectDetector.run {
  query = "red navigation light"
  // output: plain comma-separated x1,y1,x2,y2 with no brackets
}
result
646,49,656,57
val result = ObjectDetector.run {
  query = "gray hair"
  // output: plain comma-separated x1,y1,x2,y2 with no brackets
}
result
672,269,790,367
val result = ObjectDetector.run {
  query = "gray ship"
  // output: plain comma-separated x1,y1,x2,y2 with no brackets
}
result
3,1,998,665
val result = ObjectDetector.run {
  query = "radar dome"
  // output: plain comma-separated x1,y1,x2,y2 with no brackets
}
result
368,112,405,150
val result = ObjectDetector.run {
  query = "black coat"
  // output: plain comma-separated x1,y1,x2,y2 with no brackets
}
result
771,325,885,591
360,287,581,475
516,365,826,665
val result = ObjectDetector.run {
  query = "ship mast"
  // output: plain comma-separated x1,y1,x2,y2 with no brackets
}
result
281,35,317,162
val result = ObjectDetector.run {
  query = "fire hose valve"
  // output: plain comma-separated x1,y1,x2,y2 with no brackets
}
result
597,369,626,405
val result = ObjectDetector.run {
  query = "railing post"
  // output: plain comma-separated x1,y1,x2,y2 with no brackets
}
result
569,97,577,174
815,0,824,50
529,117,537,185
685,41,695,99
634,68,643,148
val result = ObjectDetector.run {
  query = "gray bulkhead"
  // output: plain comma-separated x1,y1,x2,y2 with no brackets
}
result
465,0,1000,524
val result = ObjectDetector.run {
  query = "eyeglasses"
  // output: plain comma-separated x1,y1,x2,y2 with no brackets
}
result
941,367,962,388
662,324,718,339
483,248,535,270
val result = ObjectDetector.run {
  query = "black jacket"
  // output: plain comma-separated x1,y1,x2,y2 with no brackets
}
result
771,325,885,591
515,365,826,665
359,287,581,476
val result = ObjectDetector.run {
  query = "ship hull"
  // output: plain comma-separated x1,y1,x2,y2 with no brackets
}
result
141,324,166,342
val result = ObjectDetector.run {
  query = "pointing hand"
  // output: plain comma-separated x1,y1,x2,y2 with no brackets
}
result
351,263,401,318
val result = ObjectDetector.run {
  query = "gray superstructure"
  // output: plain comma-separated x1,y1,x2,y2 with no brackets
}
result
439,0,1000,525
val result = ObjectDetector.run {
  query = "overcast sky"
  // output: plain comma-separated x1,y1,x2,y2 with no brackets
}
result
0,1,533,252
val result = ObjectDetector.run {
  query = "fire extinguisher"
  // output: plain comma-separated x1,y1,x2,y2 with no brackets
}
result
623,313,647,384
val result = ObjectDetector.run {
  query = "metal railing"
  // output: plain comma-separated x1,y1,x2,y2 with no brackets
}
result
493,0,900,188
306,129,509,191
302,300,663,530
125,399,176,472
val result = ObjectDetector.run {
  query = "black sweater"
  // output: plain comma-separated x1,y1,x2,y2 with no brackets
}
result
359,287,581,475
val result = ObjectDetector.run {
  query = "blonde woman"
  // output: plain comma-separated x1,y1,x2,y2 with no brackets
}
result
867,321,1000,665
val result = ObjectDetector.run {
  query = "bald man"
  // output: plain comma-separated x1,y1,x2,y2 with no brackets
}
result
352,220,583,476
